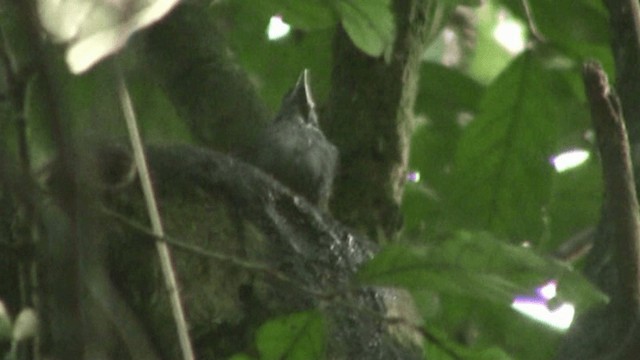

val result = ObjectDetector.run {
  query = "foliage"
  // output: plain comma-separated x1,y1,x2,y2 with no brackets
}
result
256,311,325,360
359,232,605,313
0,0,619,358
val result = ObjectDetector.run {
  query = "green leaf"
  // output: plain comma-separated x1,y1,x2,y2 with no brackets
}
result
450,51,563,240
357,231,607,313
498,0,614,76
467,2,518,84
423,324,512,360
546,158,601,251
404,64,485,234
257,311,325,360
334,0,396,57
416,62,485,120
500,0,609,45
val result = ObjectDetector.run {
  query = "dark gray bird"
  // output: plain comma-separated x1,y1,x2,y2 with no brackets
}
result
246,70,338,209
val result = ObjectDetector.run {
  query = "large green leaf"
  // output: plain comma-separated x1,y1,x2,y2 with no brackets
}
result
545,157,601,252
334,0,396,57
403,64,485,234
256,311,325,360
358,231,607,313
450,51,565,240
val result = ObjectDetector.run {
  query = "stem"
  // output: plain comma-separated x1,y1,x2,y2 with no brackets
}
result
520,0,546,43
583,60,640,314
117,70,195,360
603,0,640,146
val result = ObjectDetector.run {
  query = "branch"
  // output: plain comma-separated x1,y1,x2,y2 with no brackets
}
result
582,60,640,313
117,72,195,360
101,206,331,299
4,0,86,358
143,3,270,152
520,0,546,43
603,0,640,146
326,0,441,239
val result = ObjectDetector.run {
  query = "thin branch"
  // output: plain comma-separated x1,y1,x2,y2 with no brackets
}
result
552,227,595,262
116,70,195,360
582,60,640,313
520,0,546,44
101,206,332,299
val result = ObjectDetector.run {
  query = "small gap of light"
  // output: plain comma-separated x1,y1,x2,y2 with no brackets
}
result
550,149,590,173
267,15,291,41
493,11,526,55
407,171,421,183
537,280,557,300
511,280,575,331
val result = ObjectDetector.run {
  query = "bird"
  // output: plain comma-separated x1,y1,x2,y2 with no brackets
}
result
245,70,338,210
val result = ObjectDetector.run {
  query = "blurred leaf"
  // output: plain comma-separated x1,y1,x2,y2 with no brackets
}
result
499,0,614,76
37,0,180,73
403,119,461,235
423,324,512,360
334,0,396,57
257,311,325,360
405,64,484,234
546,158,601,251
467,2,517,84
401,182,445,235
450,51,565,240
268,0,336,30
416,62,485,121
500,0,608,45
427,293,561,360
358,231,607,313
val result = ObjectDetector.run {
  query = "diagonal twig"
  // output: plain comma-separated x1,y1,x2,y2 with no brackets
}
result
116,68,195,360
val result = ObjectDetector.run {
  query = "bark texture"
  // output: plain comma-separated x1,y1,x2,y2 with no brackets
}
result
326,0,436,240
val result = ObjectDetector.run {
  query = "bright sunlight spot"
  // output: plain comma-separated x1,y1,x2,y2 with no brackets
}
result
537,281,557,300
512,280,575,331
493,13,526,54
267,15,291,41
550,149,590,173
407,171,421,183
